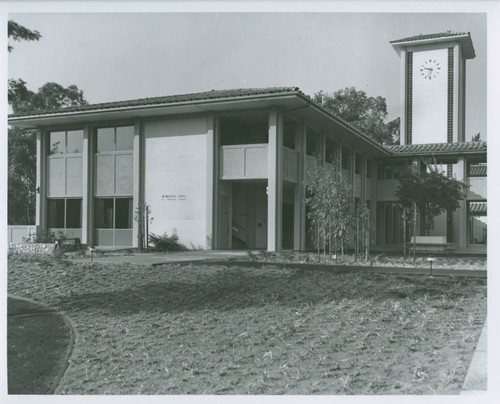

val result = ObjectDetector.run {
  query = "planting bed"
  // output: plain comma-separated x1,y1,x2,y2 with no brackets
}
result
8,253,486,394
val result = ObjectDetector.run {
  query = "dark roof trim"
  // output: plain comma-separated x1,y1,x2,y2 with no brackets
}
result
8,87,301,119
385,141,486,156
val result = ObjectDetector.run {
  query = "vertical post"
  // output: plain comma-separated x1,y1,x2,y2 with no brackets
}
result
454,156,467,248
132,119,143,249
294,120,306,250
206,114,216,250
400,49,407,145
267,108,283,252
35,128,47,234
81,124,90,245
86,124,95,247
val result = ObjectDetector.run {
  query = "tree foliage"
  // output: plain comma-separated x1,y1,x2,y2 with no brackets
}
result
8,20,41,52
314,87,400,145
8,81,88,224
395,163,468,235
9,79,88,114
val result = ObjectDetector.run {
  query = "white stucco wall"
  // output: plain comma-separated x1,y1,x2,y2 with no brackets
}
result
144,116,208,249
412,48,449,144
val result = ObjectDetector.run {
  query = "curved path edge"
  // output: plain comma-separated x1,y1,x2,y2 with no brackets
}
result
8,294,76,394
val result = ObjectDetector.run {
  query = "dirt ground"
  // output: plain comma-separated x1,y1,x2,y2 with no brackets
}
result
8,254,487,394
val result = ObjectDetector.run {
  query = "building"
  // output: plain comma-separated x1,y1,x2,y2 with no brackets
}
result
8,32,486,252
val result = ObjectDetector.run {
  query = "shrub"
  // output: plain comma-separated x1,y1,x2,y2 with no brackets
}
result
148,233,184,252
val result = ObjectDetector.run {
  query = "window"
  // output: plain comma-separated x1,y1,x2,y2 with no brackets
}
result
355,153,363,174
49,130,83,155
306,130,320,156
366,160,373,179
47,198,82,228
325,138,338,164
96,126,134,152
342,147,351,170
95,198,133,229
283,121,296,149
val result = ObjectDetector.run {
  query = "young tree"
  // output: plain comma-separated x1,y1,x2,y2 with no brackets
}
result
395,163,468,236
306,155,354,260
313,87,398,145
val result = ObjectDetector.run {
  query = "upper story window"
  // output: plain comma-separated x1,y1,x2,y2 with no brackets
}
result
341,147,351,170
96,126,134,152
355,153,363,174
49,130,83,155
325,138,338,164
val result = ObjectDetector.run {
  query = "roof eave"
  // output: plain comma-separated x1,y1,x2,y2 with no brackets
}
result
390,34,475,59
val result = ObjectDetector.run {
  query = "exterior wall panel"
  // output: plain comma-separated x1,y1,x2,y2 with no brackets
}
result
66,156,83,196
145,116,208,249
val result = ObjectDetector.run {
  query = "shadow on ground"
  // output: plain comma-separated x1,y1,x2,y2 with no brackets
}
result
55,268,485,315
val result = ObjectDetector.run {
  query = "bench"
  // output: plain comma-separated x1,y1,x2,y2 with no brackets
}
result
408,236,455,253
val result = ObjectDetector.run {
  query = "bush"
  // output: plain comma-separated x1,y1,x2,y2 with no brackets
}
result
148,233,184,252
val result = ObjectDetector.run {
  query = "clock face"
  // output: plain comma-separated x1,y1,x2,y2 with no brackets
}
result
419,59,441,80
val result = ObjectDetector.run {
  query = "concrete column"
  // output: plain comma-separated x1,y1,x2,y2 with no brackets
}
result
132,119,144,248
86,124,95,247
267,108,283,251
81,125,90,245
400,49,407,145
454,156,467,248
206,114,216,250
35,128,47,233
294,120,306,250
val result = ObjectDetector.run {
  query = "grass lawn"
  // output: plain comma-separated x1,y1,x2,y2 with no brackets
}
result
8,253,486,395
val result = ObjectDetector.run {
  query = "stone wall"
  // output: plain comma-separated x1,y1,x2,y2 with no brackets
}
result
9,243,55,255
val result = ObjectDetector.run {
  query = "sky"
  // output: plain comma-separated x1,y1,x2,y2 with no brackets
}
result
7,10,487,140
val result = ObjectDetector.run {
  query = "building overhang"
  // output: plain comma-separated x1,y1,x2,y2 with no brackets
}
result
390,32,476,59
8,87,392,157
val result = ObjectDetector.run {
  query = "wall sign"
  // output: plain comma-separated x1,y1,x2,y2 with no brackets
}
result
162,194,188,201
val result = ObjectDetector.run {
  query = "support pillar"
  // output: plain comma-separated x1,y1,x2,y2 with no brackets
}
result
35,128,47,234
81,125,90,245
454,156,467,248
132,119,144,248
293,120,306,250
206,114,216,249
267,108,283,252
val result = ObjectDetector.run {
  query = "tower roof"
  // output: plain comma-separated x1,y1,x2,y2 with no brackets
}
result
390,31,475,59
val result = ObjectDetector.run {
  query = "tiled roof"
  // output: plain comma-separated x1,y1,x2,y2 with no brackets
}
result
390,31,475,59
469,202,487,215
386,141,486,155
469,163,487,177
9,87,301,118
390,32,469,44
8,86,390,153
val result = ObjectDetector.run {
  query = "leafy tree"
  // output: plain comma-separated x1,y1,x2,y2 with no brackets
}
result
8,81,88,224
395,163,468,236
313,87,399,145
8,20,41,52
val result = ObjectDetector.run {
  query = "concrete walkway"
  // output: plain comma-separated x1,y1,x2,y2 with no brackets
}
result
461,319,487,394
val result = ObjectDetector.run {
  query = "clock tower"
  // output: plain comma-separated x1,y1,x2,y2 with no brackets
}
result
390,32,476,145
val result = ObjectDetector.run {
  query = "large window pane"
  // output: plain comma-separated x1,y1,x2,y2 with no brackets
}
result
66,199,82,228
95,198,114,228
48,199,65,228
115,198,133,229
116,126,134,151
67,130,84,153
50,131,66,155
97,128,115,152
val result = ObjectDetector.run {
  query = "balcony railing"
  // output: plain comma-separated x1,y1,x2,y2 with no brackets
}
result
220,144,268,180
